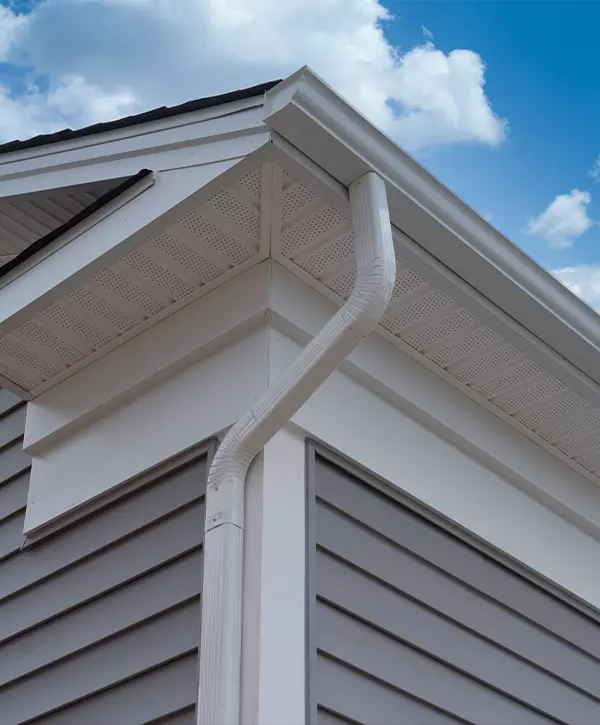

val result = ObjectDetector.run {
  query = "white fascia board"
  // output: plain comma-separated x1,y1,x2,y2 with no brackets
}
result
274,331,600,612
0,98,268,195
21,257,600,606
24,262,273,454
267,262,600,544
25,255,600,543
0,152,260,338
264,67,600,391
267,136,600,410
23,324,270,535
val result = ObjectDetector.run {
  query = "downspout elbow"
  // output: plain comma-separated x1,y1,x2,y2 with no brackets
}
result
198,171,395,725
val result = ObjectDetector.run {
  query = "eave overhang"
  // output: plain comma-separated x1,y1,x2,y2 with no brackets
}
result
4,67,600,492
0,145,270,398
264,68,600,393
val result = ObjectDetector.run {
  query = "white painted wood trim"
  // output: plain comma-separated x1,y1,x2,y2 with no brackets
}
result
22,301,600,606
268,263,600,541
23,325,270,534
24,262,273,453
257,426,306,725
26,257,600,547
265,329,600,611
241,426,306,725
0,101,268,190
0,132,272,198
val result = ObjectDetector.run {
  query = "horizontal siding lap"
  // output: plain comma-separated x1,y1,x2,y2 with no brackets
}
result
317,708,356,725
316,654,464,725
0,402,30,637
316,457,600,656
0,458,205,601
0,510,25,561
0,405,208,725
0,439,31,485
0,601,200,724
317,601,556,724
148,708,197,725
0,508,204,652
0,503,204,644
312,454,600,725
0,550,203,687
317,550,600,721
0,389,23,418
25,656,198,725
0,472,29,523
315,503,600,700
0,405,26,449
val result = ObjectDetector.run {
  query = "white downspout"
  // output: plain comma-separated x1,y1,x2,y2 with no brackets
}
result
197,171,396,725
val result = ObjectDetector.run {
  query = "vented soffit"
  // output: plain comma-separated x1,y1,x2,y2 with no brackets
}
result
2,152,600,489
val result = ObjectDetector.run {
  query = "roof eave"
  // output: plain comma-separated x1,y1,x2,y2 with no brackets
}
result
0,80,281,158
0,170,154,284
264,68,600,389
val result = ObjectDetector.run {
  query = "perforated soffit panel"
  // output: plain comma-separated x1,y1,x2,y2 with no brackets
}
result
276,168,600,483
3,161,600,484
0,168,265,394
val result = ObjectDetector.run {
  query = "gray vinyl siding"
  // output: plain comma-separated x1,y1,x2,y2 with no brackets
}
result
308,447,600,725
0,388,207,725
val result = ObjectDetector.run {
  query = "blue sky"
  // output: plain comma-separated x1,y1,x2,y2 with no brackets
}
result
0,0,599,305
389,1,600,273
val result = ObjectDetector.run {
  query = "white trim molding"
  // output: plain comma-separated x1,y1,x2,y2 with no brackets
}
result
264,67,600,391
0,99,269,195
23,324,270,534
21,258,600,609
275,329,600,610
23,263,273,454
241,426,306,725
268,264,600,543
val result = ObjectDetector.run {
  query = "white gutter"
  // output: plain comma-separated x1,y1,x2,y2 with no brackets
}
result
263,68,600,395
196,171,396,725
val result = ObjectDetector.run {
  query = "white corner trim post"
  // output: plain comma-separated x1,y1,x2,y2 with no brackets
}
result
196,172,396,724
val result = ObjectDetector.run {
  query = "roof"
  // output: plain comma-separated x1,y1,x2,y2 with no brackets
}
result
0,169,153,281
0,80,281,156
0,79,279,283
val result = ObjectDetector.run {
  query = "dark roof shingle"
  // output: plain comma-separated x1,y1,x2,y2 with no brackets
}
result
0,80,280,156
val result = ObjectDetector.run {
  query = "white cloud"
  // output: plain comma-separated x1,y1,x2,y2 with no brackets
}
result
525,189,593,249
553,266,600,311
0,0,507,150
389,42,506,148
0,75,138,143
589,155,600,181
0,5,24,61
